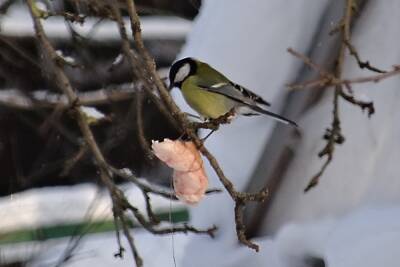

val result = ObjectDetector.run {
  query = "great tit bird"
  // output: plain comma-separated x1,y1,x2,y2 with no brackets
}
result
169,57,297,126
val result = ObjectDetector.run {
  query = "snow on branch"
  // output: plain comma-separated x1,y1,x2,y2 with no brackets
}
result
0,85,136,109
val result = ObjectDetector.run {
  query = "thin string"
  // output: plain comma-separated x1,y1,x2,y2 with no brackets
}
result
169,177,177,267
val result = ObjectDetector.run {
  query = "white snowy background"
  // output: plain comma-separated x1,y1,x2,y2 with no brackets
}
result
2,0,400,266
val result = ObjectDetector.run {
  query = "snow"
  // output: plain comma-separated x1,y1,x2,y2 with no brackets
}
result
219,206,400,267
0,85,136,108
0,183,184,232
285,206,400,267
35,2,48,13
1,230,189,267
80,106,105,120
119,168,133,176
4,205,400,267
0,183,190,266
55,50,77,65
1,4,191,40
111,54,124,66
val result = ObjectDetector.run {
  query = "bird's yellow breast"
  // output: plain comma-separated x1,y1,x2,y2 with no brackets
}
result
181,77,235,119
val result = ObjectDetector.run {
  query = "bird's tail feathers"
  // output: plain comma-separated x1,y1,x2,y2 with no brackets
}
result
250,105,297,127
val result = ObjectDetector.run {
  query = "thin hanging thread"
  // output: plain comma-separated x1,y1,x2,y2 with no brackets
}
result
169,177,177,267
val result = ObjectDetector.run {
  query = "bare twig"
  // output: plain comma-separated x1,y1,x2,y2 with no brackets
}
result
344,41,386,73
339,89,374,117
0,36,42,69
135,90,154,160
109,166,177,199
288,65,400,90
109,166,222,200
304,0,347,190
114,205,143,266
341,66,400,84
45,11,87,24
60,144,87,177
287,47,378,120
113,192,217,237
340,0,386,73
107,1,180,132
112,207,125,258
142,189,161,224
287,77,331,90
301,0,381,191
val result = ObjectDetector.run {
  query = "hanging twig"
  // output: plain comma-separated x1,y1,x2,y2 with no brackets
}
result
135,90,154,160
339,0,386,73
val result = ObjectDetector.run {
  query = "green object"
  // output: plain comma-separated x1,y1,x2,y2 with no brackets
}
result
168,57,297,126
0,209,189,245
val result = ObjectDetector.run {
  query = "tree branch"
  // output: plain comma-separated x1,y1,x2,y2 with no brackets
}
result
341,0,386,73
27,2,215,265
289,0,391,191
121,0,269,251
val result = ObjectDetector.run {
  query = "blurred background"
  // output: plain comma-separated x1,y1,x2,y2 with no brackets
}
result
2,0,400,267
0,0,200,193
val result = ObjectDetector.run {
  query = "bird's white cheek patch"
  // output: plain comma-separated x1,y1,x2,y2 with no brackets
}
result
175,63,190,83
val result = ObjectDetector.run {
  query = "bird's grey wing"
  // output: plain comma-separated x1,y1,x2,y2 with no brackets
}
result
198,82,260,107
198,83,297,126
198,82,271,107
228,82,271,107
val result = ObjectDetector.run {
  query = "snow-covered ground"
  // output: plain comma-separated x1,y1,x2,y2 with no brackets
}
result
4,198,399,267
217,206,400,267
0,183,186,233
0,183,188,266
2,228,189,267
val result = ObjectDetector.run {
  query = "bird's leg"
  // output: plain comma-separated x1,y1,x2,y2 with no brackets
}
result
189,109,236,132
184,112,202,120
189,118,219,131
201,129,216,142
208,108,236,125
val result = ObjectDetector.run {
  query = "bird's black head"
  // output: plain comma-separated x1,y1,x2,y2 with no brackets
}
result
168,57,197,89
